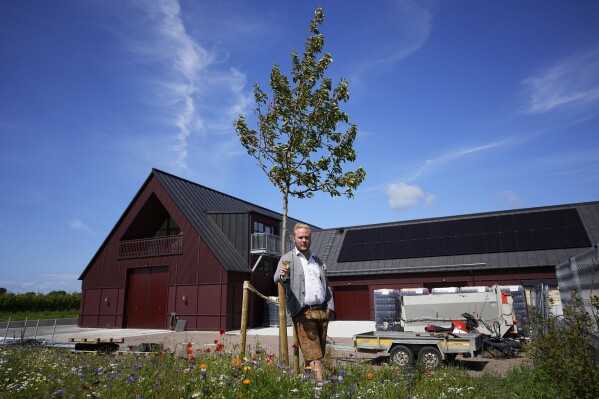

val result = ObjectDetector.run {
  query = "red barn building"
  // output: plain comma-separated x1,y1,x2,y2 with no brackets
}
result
79,169,599,330
79,169,310,331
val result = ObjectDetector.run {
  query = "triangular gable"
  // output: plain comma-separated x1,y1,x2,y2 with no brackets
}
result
80,169,316,279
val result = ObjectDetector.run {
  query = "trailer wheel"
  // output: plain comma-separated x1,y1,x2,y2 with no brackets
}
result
389,345,414,368
418,347,442,370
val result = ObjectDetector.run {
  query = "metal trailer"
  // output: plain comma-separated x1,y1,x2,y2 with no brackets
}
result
353,330,484,370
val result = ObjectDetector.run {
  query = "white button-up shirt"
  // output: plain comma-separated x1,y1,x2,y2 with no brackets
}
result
296,249,325,306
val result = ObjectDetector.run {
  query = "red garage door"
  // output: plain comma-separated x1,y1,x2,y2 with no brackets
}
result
126,267,168,328
333,285,370,320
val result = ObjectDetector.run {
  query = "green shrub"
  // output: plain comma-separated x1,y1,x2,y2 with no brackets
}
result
0,291,80,312
526,292,599,399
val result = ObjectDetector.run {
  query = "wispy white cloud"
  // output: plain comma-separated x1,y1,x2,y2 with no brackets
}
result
522,47,599,114
69,218,91,232
351,0,432,83
385,182,435,211
406,140,506,182
122,0,252,172
530,145,599,180
381,138,511,210
493,191,522,208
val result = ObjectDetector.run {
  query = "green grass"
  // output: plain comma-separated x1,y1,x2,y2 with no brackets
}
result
0,310,79,322
1,342,492,399
3,341,587,398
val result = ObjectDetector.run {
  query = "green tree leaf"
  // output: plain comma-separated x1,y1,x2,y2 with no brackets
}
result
235,7,366,251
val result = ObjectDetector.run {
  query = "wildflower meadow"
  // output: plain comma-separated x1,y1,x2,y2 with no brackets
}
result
0,329,488,399
2,314,598,399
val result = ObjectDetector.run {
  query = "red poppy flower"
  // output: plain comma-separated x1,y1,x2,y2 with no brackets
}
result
189,355,195,361
219,329,225,335
205,348,211,353
187,342,192,348
292,343,297,349
186,348,192,354
82,385,90,390
214,339,219,344
216,343,224,352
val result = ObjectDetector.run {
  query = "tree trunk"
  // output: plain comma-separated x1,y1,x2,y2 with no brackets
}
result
278,190,290,366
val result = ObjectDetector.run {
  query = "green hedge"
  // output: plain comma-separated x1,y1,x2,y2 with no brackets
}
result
0,291,80,312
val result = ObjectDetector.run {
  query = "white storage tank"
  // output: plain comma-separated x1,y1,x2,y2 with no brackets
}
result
263,297,292,327
399,287,430,296
459,286,491,293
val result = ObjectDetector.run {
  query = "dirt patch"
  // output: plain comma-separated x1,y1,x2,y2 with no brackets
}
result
456,354,530,376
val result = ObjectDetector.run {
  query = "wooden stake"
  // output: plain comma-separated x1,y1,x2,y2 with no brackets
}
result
292,321,300,374
277,282,289,366
240,281,250,358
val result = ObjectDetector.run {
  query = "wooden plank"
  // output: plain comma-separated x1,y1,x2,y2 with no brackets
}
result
68,337,124,344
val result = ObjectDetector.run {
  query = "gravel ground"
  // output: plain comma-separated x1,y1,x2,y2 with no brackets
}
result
120,330,528,377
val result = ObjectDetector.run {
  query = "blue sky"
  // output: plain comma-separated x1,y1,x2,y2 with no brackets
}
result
1,0,598,293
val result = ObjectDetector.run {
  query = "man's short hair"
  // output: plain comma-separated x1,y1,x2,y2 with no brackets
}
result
293,223,311,236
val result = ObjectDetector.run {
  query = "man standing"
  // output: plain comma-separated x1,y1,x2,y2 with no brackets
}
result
274,222,335,384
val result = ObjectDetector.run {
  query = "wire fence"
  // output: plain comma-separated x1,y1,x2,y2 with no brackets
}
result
555,242,599,359
0,318,78,344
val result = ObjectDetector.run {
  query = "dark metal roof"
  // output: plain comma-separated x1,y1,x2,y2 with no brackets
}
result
80,169,315,278
153,169,315,273
311,201,599,277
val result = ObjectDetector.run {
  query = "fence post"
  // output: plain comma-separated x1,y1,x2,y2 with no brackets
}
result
570,257,583,292
22,317,28,342
3,317,10,343
240,281,250,358
51,319,57,342
34,319,40,340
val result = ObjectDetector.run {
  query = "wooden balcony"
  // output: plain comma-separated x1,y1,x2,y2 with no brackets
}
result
118,235,183,259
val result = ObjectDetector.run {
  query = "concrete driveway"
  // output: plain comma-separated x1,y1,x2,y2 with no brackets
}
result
1,320,375,344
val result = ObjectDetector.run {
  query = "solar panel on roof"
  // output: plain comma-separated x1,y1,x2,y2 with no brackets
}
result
481,216,499,233
513,213,530,231
566,224,590,247
500,231,518,252
428,237,442,256
440,220,455,237
402,224,415,240
484,232,502,253
413,224,428,239
454,219,469,236
529,212,547,230
337,207,591,263
470,218,485,235
497,214,514,232
516,230,535,251
470,234,485,253
429,222,442,238
453,235,470,253
439,236,455,256
532,228,550,250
